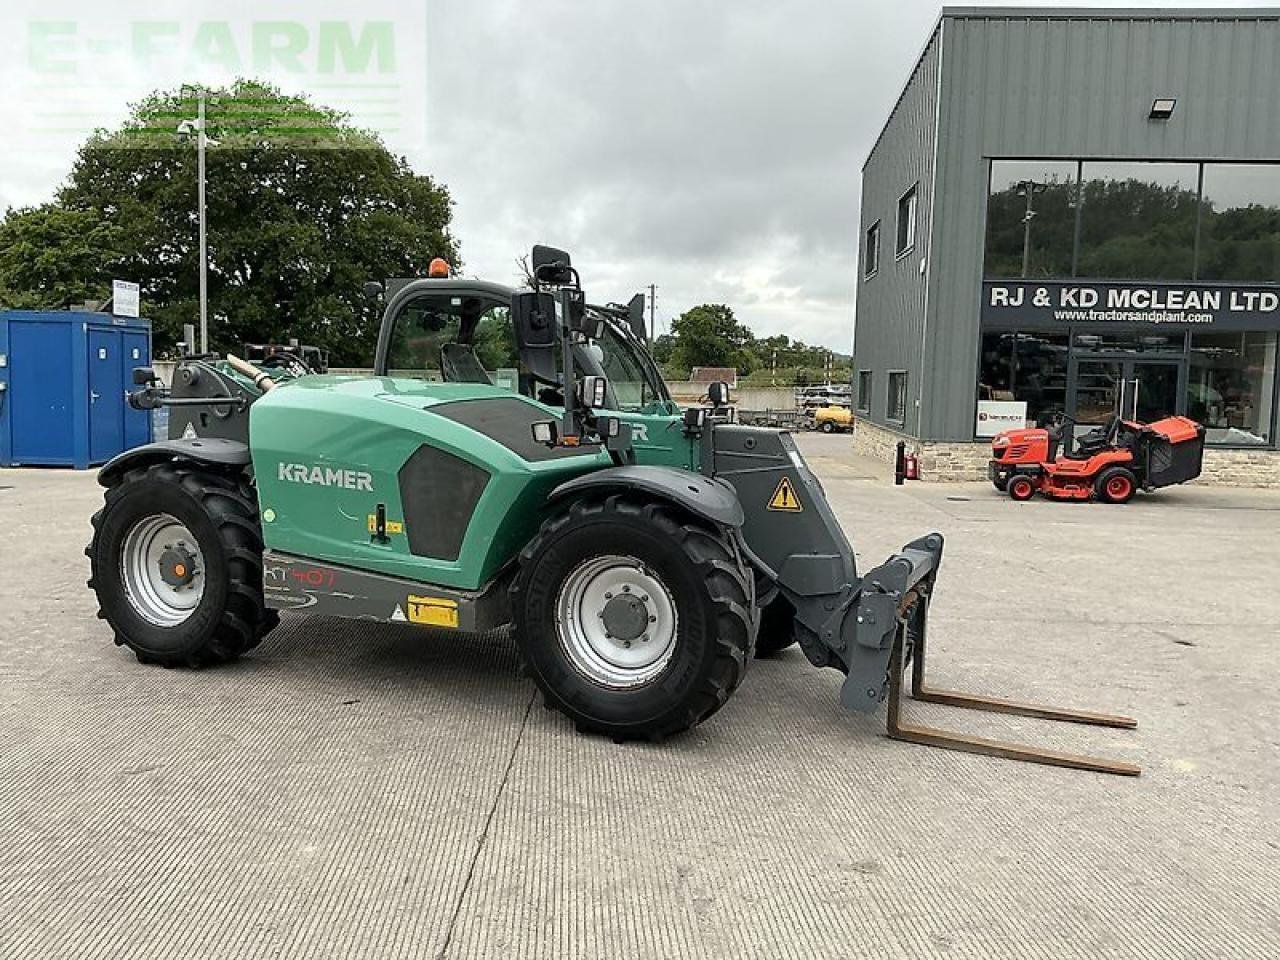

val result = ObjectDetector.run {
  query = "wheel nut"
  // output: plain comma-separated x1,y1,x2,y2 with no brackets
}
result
649,616,657,623
604,592,613,600
623,640,632,648
622,586,631,593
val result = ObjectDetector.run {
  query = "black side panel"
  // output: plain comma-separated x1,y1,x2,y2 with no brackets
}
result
1146,431,1205,488
398,445,490,561
429,398,599,462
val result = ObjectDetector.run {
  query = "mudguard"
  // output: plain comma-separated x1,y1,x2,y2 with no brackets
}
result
548,465,744,528
98,438,251,487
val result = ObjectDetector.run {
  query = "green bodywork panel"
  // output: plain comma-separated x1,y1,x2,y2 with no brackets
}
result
251,375,697,591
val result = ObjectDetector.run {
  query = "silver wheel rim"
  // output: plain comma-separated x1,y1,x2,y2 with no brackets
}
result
555,555,679,689
120,515,206,627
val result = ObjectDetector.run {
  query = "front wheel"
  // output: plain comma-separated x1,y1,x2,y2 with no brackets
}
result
1008,475,1036,501
820,421,835,433
88,463,277,667
512,496,754,741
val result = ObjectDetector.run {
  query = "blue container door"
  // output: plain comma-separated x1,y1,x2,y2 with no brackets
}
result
10,320,75,464
121,331,151,450
88,329,124,464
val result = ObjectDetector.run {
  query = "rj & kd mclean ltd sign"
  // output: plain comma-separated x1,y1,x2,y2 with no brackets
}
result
982,281,1280,331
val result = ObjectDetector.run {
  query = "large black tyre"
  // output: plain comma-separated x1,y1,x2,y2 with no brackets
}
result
87,463,277,667
1095,465,1138,504
755,596,799,657
512,495,755,741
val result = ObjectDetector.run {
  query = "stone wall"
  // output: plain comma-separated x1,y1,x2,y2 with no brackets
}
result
852,417,1280,488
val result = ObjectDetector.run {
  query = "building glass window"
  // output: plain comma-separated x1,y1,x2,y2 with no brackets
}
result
1077,161,1199,280
1198,164,1280,284
896,186,917,256
978,331,1070,428
856,370,872,411
864,222,880,278
985,160,1078,278
887,371,908,422
1188,332,1276,445
1071,331,1186,355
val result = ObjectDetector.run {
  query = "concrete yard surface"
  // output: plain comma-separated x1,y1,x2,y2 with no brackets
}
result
1,433,1278,959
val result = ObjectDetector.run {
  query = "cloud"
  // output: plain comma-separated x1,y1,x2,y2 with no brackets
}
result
2,0,1267,349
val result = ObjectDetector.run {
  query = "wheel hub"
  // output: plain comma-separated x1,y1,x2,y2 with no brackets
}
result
158,544,199,588
555,555,678,689
601,592,650,642
120,515,206,627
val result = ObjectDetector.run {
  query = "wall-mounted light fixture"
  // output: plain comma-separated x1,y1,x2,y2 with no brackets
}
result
1149,98,1177,120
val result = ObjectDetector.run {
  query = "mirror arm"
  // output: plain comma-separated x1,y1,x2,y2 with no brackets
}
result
559,287,579,440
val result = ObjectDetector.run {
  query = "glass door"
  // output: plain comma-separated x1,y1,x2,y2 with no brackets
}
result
1071,357,1183,428
1126,362,1181,423
1073,360,1124,426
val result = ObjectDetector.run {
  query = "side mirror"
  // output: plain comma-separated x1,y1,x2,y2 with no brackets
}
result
512,290,559,382
707,381,731,407
626,293,646,341
363,281,385,301
532,244,575,286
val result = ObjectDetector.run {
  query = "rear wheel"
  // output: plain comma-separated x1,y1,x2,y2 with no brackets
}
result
88,463,277,667
512,495,754,741
1095,466,1137,504
820,420,835,433
1008,475,1036,501
755,596,798,657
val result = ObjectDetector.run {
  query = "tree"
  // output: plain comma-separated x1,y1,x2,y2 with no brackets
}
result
0,205,124,309
0,80,457,364
669,304,757,374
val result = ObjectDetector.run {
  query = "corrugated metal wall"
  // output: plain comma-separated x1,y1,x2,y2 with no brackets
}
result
857,9,1280,441
852,25,941,435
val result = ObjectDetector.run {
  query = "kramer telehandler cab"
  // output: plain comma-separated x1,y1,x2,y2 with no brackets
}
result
89,247,1138,774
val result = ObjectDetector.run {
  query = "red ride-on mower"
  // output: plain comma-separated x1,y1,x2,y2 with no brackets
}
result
989,412,1205,504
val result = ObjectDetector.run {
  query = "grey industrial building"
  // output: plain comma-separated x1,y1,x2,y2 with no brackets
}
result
852,7,1280,484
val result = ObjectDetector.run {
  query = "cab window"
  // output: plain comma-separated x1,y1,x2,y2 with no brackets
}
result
385,294,516,385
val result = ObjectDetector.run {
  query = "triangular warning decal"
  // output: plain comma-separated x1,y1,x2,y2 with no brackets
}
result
767,476,803,512
391,604,407,622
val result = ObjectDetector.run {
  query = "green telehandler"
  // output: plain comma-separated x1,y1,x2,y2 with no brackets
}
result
88,247,1138,774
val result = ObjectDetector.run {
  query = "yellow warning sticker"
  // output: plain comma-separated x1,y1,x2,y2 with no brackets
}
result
368,515,405,535
767,476,803,512
407,595,460,629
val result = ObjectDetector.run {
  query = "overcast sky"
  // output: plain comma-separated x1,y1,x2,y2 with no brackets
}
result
0,1,1269,350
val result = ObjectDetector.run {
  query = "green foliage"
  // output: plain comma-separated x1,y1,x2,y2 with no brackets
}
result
984,178,1077,278
0,80,457,364
663,303,849,383
0,205,124,309
669,304,755,374
1199,203,1280,283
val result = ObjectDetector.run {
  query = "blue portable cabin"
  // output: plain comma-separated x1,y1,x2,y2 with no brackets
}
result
0,310,153,469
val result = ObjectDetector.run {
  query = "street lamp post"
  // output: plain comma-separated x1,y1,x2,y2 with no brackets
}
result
1016,178,1047,279
178,87,211,355
196,91,208,356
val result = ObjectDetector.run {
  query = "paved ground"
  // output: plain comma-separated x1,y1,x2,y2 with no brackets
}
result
2,434,1278,960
